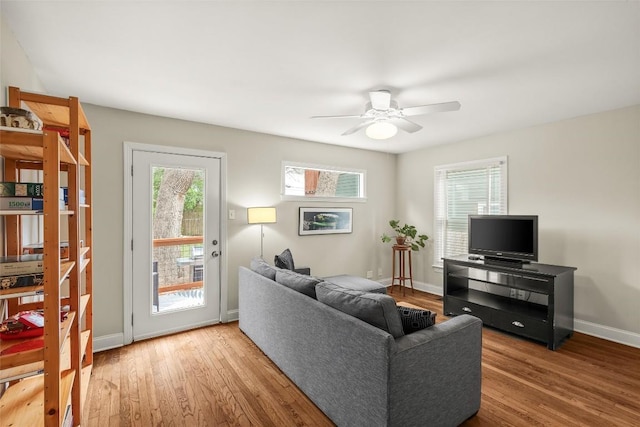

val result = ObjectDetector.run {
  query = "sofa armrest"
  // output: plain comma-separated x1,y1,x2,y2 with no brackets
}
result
389,314,482,426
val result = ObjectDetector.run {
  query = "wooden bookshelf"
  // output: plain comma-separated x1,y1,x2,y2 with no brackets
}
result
0,87,93,426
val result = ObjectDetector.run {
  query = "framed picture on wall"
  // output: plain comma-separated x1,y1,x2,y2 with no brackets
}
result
298,207,353,235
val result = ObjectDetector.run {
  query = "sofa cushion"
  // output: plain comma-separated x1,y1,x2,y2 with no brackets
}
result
250,257,278,280
274,248,295,270
275,269,321,299
324,274,387,294
397,306,437,334
315,282,404,338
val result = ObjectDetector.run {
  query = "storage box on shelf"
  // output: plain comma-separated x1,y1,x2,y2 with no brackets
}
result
0,87,93,426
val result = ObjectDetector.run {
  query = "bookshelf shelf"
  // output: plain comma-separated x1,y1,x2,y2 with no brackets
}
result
0,369,75,426
0,312,76,380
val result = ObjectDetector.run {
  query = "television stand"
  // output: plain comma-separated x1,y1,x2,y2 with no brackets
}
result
483,256,525,268
443,254,576,350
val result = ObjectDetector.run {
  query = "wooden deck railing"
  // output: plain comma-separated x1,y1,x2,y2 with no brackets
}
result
153,236,204,295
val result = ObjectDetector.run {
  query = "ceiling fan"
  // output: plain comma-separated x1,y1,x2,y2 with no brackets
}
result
311,90,461,140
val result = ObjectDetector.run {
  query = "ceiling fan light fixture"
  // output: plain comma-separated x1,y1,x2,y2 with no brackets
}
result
365,121,398,140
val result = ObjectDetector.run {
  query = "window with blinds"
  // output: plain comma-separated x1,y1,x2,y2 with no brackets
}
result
433,157,508,268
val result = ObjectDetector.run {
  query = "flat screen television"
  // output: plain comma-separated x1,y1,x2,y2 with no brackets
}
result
468,215,538,264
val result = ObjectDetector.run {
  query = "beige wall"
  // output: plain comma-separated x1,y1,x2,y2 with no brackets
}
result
84,104,397,338
397,106,640,336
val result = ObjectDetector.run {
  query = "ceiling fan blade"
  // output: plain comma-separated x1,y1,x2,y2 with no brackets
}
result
341,120,375,136
388,118,423,133
369,90,391,110
311,114,362,119
402,101,461,116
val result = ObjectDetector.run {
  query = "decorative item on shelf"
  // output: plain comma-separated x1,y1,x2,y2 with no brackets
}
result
43,125,70,147
381,219,429,251
0,310,45,339
0,107,43,130
247,207,277,257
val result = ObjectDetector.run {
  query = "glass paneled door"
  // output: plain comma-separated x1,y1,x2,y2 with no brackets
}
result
132,150,221,341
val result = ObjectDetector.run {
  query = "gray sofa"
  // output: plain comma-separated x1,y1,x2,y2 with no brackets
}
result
238,265,482,427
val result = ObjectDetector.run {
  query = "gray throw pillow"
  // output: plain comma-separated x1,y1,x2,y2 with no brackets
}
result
274,248,295,270
315,282,404,338
397,306,436,334
275,270,321,299
250,257,278,280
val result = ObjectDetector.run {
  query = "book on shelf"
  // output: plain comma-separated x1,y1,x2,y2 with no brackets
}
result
0,273,45,290
60,187,86,205
23,241,71,259
0,196,67,211
0,197,43,210
0,254,44,276
0,182,44,197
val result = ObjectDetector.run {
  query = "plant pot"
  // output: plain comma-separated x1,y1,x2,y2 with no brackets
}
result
395,237,406,245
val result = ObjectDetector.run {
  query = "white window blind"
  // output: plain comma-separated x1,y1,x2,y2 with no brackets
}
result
433,157,508,268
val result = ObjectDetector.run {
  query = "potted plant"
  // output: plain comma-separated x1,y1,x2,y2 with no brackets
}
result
381,220,429,251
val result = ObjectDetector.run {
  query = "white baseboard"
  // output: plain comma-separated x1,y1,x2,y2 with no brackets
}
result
227,309,239,322
93,333,124,353
94,284,639,352
94,312,238,353
575,319,640,349
381,278,442,296
381,278,639,349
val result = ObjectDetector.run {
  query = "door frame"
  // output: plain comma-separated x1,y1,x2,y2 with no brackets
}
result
123,141,228,345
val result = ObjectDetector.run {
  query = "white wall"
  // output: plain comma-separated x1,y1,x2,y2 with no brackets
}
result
84,104,396,339
0,14,46,105
0,14,47,255
397,106,640,339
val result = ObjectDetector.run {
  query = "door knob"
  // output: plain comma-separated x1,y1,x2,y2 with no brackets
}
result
211,251,219,257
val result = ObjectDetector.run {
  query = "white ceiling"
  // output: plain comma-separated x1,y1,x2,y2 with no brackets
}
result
2,1,639,154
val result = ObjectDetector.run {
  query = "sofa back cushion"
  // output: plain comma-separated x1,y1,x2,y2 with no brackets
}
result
275,269,321,299
250,257,279,280
315,282,404,338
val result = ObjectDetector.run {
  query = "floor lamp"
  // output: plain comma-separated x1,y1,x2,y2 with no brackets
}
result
247,207,277,258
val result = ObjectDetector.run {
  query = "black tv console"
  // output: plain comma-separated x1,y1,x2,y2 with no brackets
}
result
443,254,576,350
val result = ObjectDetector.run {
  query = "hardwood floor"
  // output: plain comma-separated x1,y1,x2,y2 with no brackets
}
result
86,291,640,426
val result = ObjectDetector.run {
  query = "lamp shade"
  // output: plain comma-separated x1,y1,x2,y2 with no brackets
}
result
247,207,277,224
